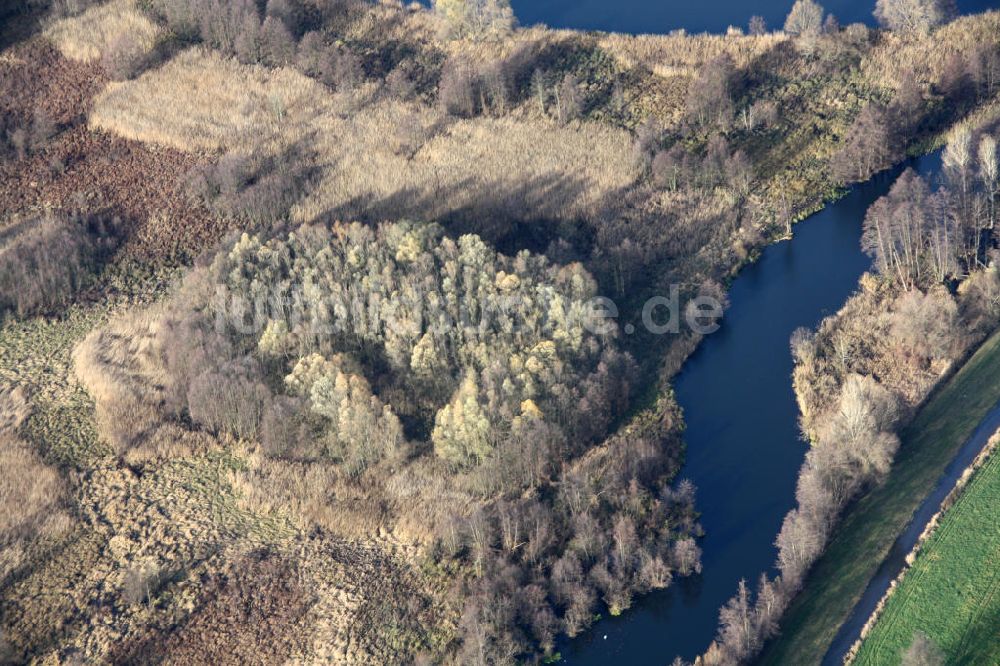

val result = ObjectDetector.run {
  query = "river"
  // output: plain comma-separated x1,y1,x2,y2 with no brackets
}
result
513,0,998,36
558,149,945,663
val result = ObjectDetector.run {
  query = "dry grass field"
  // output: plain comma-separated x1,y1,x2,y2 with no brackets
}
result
42,0,162,64
90,47,329,154
297,103,639,224
90,47,640,227
861,11,1000,89
599,30,788,80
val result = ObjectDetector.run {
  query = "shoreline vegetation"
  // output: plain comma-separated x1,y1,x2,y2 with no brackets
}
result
1,0,999,663
756,318,1000,665
754,108,1000,663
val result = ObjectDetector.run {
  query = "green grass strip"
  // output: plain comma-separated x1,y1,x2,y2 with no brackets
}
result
854,448,1000,665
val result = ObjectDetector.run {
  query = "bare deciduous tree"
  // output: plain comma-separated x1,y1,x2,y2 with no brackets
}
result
784,0,824,36
874,0,956,34
685,54,736,131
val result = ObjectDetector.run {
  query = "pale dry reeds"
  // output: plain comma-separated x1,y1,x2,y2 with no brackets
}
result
0,385,72,581
296,100,639,223
90,47,639,224
43,0,163,63
73,307,210,463
89,47,329,154
598,30,789,80
861,10,1000,90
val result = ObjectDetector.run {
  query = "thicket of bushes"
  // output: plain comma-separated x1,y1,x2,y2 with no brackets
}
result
183,145,314,225
141,0,380,92
0,108,55,162
0,212,121,319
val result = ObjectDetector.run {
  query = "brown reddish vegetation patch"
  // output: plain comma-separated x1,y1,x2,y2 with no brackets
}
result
0,40,104,127
0,40,236,265
109,550,316,665
0,126,230,264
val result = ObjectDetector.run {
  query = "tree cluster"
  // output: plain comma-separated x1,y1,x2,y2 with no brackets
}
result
874,0,956,34
145,219,704,661
145,0,370,92
449,419,701,663
862,130,1000,289
433,0,515,40
832,51,995,185
156,220,635,481
685,54,738,132
652,135,754,202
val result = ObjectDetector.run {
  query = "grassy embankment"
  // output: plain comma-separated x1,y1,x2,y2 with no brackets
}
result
853,442,1000,665
760,328,1000,665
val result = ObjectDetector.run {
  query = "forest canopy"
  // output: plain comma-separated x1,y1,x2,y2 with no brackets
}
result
164,220,635,478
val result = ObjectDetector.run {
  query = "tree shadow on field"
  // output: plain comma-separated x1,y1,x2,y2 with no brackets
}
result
0,2,47,52
311,170,605,260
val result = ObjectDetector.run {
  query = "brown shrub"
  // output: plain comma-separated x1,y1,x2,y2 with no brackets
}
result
187,358,271,441
100,33,147,80
0,213,119,319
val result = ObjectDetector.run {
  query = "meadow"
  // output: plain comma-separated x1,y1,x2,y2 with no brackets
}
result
852,443,1000,665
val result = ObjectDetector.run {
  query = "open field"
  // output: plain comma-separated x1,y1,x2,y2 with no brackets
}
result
42,0,162,64
760,328,1000,665
90,47,330,154
853,444,1000,665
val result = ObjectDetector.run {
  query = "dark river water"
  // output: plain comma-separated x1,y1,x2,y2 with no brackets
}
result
513,0,999,35
558,151,945,664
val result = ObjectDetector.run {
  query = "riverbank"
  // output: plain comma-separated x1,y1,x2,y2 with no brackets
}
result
759,327,1000,665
